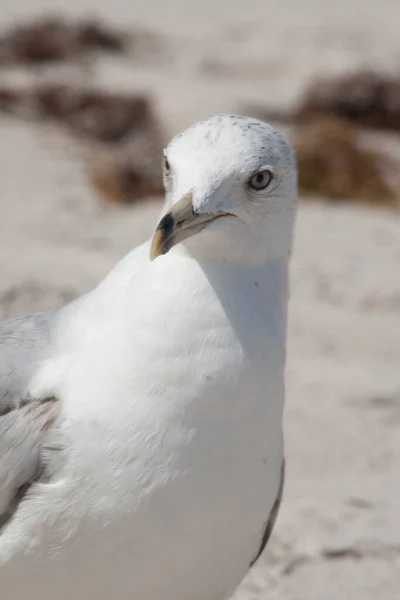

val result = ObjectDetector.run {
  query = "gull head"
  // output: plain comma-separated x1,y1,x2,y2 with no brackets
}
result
151,114,297,265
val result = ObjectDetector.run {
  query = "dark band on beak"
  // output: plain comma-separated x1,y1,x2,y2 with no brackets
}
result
150,193,195,261
150,212,176,259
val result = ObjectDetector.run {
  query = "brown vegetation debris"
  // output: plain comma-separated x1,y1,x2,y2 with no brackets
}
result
0,82,166,204
295,70,400,132
293,117,396,206
88,151,164,205
0,16,127,65
0,84,160,143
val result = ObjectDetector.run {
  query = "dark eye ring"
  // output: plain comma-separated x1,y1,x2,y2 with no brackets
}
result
163,156,171,173
248,169,272,191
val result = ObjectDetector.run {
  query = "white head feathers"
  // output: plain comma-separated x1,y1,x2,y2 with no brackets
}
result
152,114,297,265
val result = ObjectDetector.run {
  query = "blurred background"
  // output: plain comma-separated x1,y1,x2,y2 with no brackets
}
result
0,0,399,598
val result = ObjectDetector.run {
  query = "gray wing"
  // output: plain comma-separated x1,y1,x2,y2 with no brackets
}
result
0,311,54,411
0,311,61,528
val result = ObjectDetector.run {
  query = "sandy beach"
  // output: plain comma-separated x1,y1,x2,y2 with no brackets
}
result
1,1,400,598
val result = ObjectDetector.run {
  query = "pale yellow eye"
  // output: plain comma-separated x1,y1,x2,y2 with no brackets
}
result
248,169,272,191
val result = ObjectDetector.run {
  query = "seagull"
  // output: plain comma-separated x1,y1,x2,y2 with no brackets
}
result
0,114,297,600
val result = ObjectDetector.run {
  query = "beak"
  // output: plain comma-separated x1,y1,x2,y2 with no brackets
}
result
150,193,232,260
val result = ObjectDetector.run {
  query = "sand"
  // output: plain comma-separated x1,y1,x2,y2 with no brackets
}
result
1,1,400,598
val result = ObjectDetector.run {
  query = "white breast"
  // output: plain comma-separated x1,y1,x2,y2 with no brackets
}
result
3,247,287,600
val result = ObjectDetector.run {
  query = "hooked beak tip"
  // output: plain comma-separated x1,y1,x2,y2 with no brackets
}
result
150,214,175,261
150,228,165,261
150,195,192,261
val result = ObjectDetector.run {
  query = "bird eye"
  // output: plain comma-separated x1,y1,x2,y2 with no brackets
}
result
163,155,171,173
248,169,272,191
